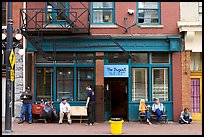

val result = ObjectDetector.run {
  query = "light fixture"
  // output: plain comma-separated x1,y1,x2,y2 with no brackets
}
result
15,33,22,40
18,48,24,55
2,33,6,40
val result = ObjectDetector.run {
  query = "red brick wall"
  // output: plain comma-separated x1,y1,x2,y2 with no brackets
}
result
181,50,191,111
5,2,23,30
24,2,180,35
172,52,182,121
91,2,180,35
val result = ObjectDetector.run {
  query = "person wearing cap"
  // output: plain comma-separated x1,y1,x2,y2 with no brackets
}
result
18,87,33,124
59,97,72,124
152,98,164,124
139,99,152,125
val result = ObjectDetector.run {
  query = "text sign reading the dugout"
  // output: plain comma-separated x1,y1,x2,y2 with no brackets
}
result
104,65,129,77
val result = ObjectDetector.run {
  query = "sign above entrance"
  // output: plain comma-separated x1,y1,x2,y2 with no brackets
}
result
104,65,129,77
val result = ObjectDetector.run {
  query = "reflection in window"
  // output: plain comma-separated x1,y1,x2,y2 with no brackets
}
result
77,68,94,101
108,52,128,64
57,68,74,101
131,53,148,64
152,68,169,101
132,68,148,101
92,2,114,23
36,68,54,101
76,53,94,64
137,2,160,24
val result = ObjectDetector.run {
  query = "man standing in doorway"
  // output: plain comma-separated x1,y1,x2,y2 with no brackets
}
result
85,84,95,126
18,87,33,124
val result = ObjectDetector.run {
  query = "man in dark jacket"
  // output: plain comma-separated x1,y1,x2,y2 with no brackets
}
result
18,87,33,124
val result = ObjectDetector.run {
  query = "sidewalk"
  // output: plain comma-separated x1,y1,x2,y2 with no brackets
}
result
2,120,202,135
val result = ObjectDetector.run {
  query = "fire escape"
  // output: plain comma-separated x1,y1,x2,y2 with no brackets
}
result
20,2,91,60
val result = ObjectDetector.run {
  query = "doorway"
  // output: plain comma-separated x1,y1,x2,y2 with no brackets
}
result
104,78,128,120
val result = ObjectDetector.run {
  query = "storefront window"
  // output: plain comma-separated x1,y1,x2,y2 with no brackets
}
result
108,52,128,64
77,68,94,101
76,53,94,64
152,68,169,101
132,68,148,101
131,53,148,64
36,68,54,101
151,52,169,64
190,52,202,71
57,68,74,101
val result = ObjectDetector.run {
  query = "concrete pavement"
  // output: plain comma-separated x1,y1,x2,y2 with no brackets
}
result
2,120,202,135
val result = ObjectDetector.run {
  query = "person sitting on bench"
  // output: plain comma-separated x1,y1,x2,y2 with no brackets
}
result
139,99,152,125
152,98,164,124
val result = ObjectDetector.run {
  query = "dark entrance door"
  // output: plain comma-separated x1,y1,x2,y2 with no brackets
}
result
104,78,128,120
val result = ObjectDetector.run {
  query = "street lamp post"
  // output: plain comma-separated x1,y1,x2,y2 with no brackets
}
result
3,2,23,133
4,2,13,133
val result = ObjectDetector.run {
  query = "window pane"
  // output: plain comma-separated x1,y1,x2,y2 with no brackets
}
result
190,52,202,71
131,53,148,64
36,53,54,63
152,68,169,101
55,52,74,64
138,2,158,9
93,2,112,8
138,10,159,24
57,68,74,101
76,53,94,64
108,52,128,64
77,68,94,101
151,52,169,63
93,10,113,23
36,68,54,101
132,68,148,101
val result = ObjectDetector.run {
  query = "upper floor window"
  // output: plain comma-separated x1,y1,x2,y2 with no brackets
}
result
2,2,6,26
198,2,202,14
46,2,69,23
92,2,114,24
137,2,160,24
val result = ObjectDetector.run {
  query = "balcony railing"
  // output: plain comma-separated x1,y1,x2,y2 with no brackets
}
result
20,6,90,35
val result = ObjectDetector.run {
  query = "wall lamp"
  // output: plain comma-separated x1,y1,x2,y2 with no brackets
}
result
2,28,24,55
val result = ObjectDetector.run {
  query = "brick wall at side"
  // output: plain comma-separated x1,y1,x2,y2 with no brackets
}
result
181,50,192,111
172,52,182,121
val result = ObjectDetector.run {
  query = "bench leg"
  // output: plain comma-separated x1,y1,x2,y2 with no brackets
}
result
80,116,82,123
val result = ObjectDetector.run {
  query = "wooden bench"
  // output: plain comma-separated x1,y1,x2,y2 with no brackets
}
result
70,106,88,123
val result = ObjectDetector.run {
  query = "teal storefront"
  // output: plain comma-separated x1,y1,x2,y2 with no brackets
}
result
27,35,181,121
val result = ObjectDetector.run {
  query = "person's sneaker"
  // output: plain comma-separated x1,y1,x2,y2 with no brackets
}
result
85,123,90,126
28,121,32,124
58,123,62,124
18,119,24,124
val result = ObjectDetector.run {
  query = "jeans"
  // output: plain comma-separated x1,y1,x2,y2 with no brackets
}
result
87,102,95,124
20,103,32,122
154,108,163,122
140,111,151,121
179,117,192,124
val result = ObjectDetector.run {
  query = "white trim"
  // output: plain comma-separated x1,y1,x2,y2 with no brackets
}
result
90,24,118,28
138,24,164,28
43,24,71,28
2,26,7,29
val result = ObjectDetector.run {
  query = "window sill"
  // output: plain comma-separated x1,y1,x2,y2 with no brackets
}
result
90,24,118,28
138,24,164,28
